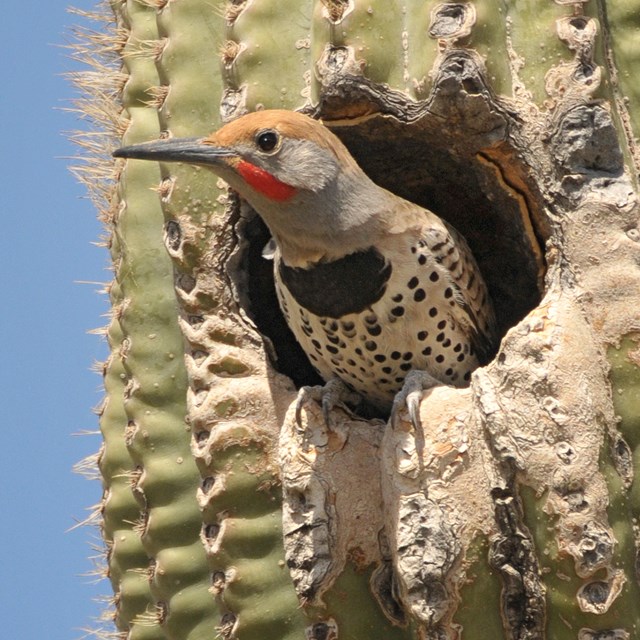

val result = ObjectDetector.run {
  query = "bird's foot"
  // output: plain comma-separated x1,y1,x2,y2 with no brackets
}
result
295,377,361,429
391,370,442,432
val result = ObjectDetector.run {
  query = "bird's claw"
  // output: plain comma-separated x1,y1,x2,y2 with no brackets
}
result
296,386,312,427
295,378,360,429
406,388,423,432
295,385,332,429
391,370,441,432
392,371,442,468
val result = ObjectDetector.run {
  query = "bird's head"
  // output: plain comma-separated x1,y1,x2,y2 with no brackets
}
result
114,110,383,264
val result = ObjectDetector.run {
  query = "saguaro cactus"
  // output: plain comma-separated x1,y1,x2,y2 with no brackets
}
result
72,1,640,639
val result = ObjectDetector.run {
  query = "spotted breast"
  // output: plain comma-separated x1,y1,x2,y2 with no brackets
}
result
274,218,497,413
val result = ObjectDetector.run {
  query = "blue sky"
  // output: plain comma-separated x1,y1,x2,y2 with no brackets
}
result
0,3,113,637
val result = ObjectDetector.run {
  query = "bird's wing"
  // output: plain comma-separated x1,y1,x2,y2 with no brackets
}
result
421,221,498,364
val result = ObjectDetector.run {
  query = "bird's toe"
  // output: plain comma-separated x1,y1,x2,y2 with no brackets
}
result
295,377,360,429
391,369,442,431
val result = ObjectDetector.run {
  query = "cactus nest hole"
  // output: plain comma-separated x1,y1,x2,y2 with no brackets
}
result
238,109,547,391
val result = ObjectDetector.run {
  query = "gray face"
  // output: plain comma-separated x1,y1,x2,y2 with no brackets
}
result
238,136,342,192
220,136,346,236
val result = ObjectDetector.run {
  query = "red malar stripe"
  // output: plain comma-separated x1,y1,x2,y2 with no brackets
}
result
237,160,297,201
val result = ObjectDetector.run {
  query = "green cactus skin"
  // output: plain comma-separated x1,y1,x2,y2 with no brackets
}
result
81,0,220,637
100,287,163,639
607,334,640,623
198,442,306,638
316,1,406,89
495,0,568,105
520,481,640,639
73,1,640,638
230,0,312,112
71,0,167,636
115,6,219,638
100,277,163,640
451,540,504,639
608,336,640,507
604,3,640,132
592,1,640,179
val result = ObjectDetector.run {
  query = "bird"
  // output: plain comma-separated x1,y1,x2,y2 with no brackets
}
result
114,110,498,425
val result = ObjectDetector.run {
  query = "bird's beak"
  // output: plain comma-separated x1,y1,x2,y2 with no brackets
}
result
113,137,235,165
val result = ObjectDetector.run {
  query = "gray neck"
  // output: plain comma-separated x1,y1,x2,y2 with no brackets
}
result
265,171,396,267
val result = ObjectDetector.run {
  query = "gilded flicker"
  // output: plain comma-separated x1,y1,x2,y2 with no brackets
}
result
114,110,498,423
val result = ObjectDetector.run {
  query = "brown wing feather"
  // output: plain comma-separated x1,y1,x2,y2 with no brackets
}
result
423,222,498,364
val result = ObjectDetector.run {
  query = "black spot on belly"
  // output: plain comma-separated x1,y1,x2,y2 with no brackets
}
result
278,247,391,318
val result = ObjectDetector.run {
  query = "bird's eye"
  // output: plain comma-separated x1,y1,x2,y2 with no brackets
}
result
256,129,280,153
